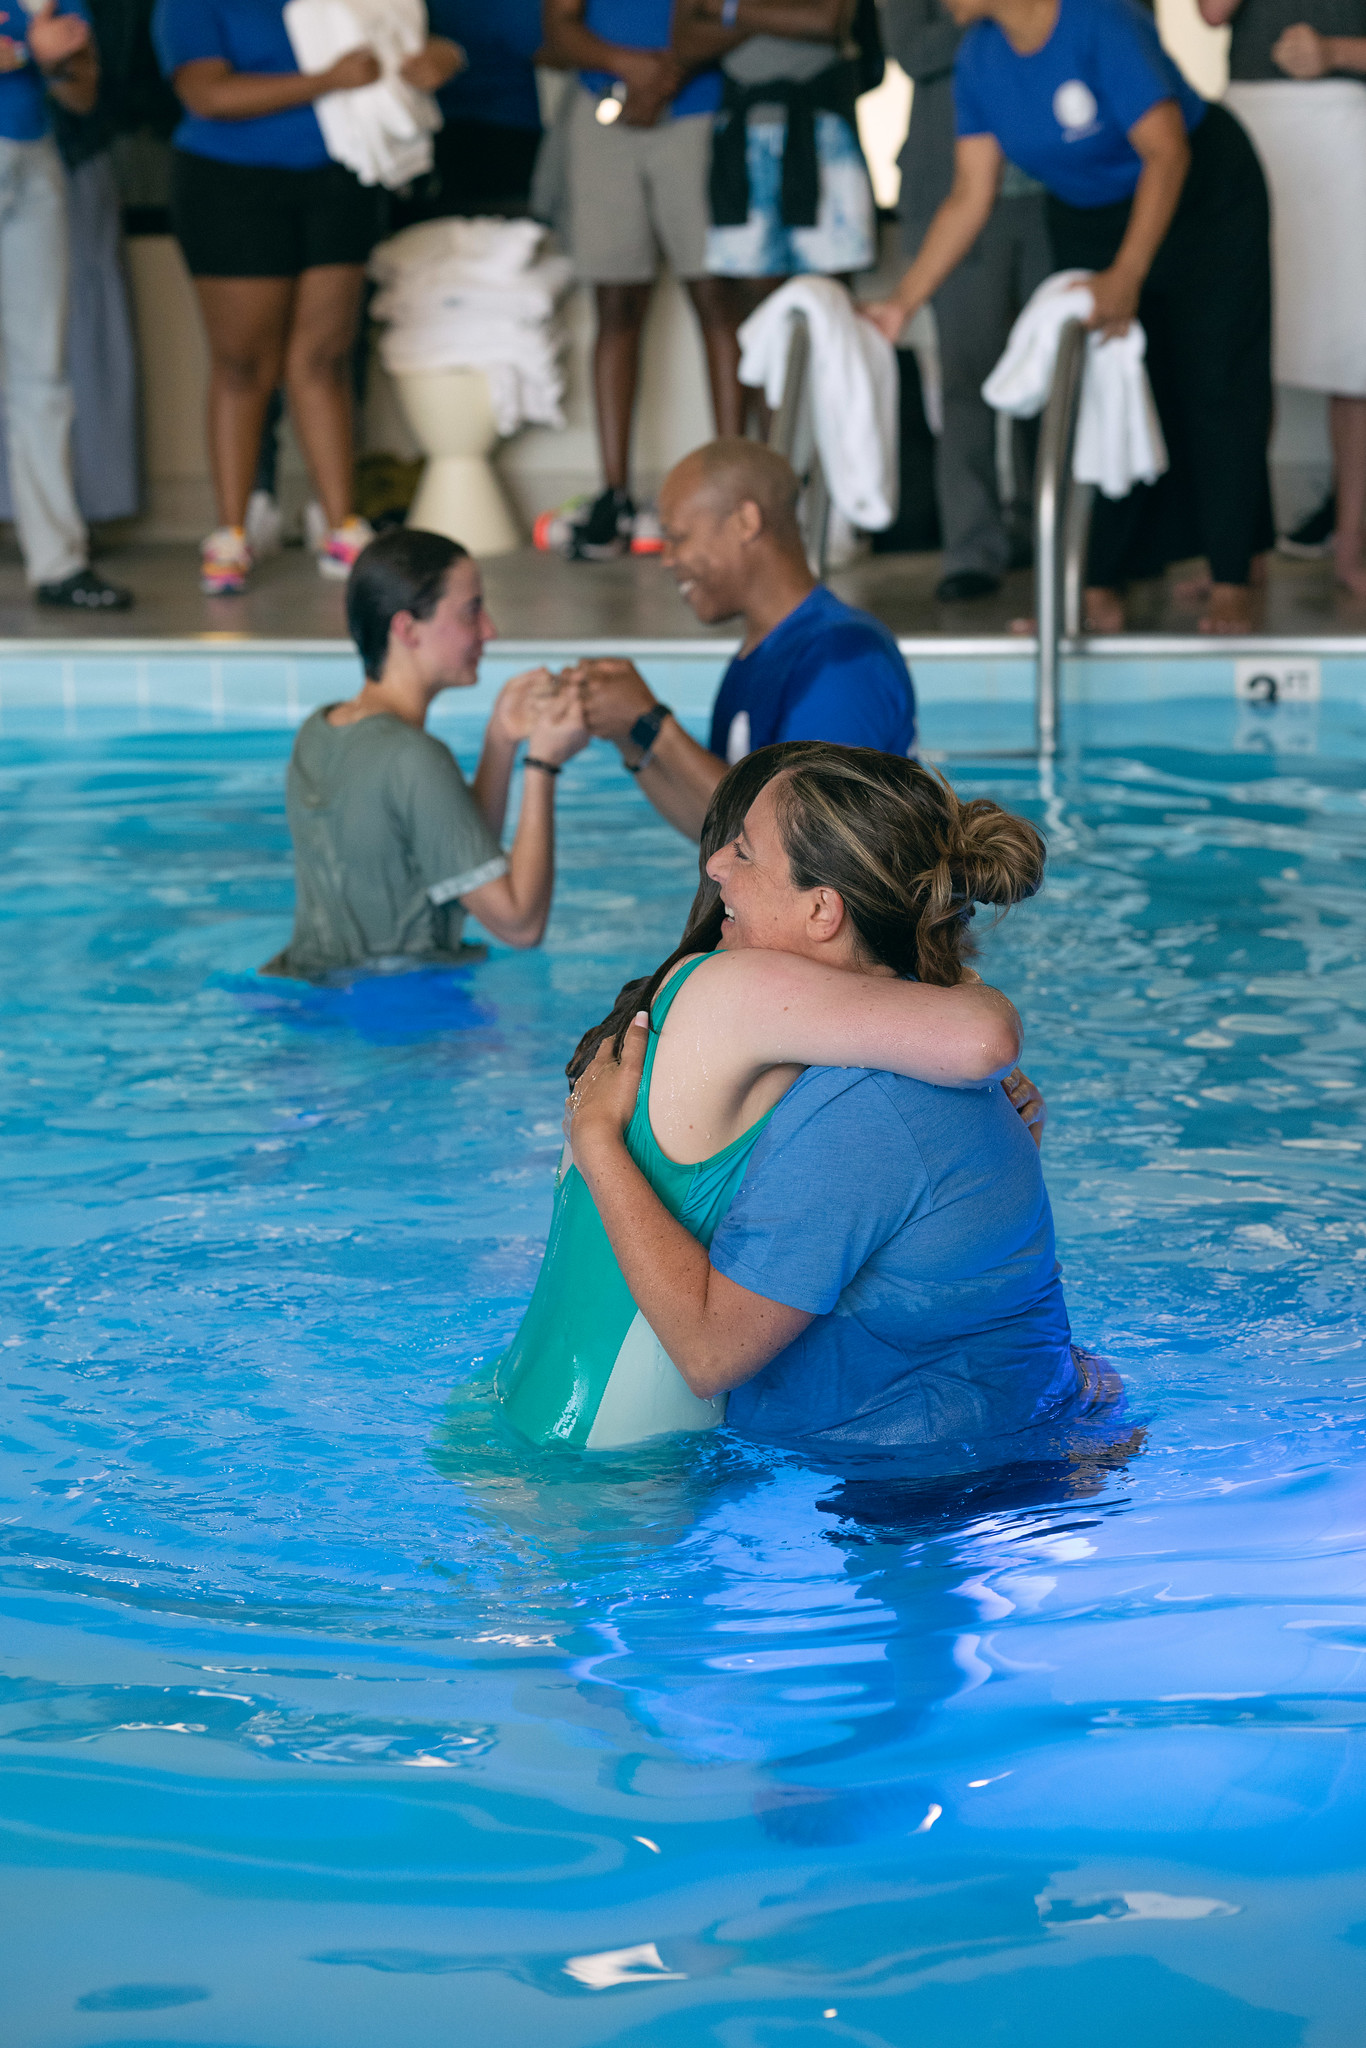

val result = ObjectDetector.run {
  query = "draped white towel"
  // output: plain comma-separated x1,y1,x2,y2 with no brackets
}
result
737,276,899,531
982,269,1168,501
283,0,439,191
369,218,573,434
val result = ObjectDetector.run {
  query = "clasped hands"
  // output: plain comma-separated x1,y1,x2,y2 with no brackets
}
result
494,658,659,754
0,1,90,76
317,35,465,97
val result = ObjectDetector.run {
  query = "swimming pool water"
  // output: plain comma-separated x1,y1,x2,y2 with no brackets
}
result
4,696,1366,2046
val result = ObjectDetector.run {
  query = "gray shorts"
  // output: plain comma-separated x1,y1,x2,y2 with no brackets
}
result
567,86,711,284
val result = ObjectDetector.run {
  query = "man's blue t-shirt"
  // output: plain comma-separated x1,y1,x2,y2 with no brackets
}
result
153,0,331,169
429,0,541,130
0,0,89,142
711,1066,1076,1448
581,0,722,120
708,586,916,764
954,0,1205,210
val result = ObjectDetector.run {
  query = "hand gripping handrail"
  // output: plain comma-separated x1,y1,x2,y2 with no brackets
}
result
767,312,830,576
1033,317,1093,755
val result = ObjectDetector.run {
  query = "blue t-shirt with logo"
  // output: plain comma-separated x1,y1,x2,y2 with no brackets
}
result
953,0,1206,209
429,0,541,131
707,585,916,764
581,0,722,119
712,1065,1077,1449
153,0,331,169
0,0,90,141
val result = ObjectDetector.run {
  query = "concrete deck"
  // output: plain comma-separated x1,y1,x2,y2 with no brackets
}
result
2,537,1364,648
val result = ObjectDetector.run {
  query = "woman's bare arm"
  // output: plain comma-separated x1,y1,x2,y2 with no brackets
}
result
1084,100,1190,336
172,47,379,120
662,949,1023,1088
861,132,1002,340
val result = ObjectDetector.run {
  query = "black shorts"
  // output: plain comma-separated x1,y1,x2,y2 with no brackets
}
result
170,149,387,279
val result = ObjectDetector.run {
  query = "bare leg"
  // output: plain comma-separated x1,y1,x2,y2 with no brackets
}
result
593,282,652,493
1331,393,1366,597
1199,582,1256,633
193,277,293,530
696,276,778,440
1084,586,1126,632
282,264,366,530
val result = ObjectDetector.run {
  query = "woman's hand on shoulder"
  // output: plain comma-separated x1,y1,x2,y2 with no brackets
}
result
564,1014,648,1172
1003,1066,1046,1150
401,37,465,93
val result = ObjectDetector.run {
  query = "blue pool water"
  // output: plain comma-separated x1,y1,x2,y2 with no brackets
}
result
4,688,1366,2046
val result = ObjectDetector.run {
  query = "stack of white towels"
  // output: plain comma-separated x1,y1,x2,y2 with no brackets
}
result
284,0,438,190
982,269,1168,500
369,217,573,437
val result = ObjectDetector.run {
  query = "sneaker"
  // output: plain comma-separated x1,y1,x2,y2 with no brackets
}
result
244,489,284,557
303,498,329,555
565,486,635,561
36,565,133,611
532,496,590,552
1277,492,1335,559
630,504,666,555
317,516,374,581
200,526,251,597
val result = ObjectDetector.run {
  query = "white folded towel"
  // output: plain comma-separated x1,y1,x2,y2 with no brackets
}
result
284,0,438,191
982,269,1167,501
737,276,899,532
369,217,572,434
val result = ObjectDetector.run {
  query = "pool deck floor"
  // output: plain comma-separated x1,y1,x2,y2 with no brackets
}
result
2,537,1365,647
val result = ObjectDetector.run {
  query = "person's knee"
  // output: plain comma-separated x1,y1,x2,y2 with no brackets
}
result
594,283,652,337
212,345,282,396
286,333,352,388
685,277,738,335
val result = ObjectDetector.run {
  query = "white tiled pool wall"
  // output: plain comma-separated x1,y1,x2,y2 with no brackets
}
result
2,644,1365,753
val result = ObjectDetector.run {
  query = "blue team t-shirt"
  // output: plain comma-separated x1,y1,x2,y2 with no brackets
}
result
581,0,722,120
153,0,331,169
711,1065,1077,1448
953,0,1206,210
429,0,541,131
0,0,89,141
708,586,916,763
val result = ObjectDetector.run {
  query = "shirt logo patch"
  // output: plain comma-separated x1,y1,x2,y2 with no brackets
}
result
1053,79,1100,138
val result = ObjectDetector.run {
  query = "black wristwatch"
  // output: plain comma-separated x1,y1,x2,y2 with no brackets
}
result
625,702,672,773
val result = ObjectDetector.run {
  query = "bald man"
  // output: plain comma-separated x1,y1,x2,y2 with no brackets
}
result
571,440,916,839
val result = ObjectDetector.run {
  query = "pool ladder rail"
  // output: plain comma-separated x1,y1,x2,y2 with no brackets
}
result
1034,315,1095,757
767,307,1091,757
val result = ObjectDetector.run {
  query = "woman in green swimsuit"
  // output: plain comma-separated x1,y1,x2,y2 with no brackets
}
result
498,741,1048,1451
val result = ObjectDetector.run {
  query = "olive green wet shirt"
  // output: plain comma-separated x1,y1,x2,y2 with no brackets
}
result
264,707,508,980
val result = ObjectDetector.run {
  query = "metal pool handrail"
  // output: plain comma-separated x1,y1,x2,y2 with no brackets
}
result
767,312,831,576
1034,316,1094,755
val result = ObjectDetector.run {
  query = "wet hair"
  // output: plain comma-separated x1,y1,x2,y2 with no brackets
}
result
566,741,1044,1082
346,528,470,680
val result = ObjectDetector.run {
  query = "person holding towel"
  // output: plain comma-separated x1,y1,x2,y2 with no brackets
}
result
863,0,1275,635
152,0,460,597
1208,0,1366,598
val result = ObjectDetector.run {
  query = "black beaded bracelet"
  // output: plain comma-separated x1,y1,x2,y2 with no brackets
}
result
524,756,561,777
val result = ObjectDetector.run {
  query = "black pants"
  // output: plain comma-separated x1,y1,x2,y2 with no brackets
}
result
1047,103,1274,588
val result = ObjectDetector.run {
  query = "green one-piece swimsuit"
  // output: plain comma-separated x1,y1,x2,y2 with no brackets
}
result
497,954,777,1450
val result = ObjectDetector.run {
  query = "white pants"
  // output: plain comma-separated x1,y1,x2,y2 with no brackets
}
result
0,136,86,585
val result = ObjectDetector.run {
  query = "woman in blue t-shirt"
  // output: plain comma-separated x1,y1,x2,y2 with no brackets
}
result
541,742,1098,1457
152,0,461,598
864,0,1274,637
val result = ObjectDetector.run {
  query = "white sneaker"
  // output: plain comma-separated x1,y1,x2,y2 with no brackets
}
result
244,490,284,557
317,516,375,581
303,499,329,555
